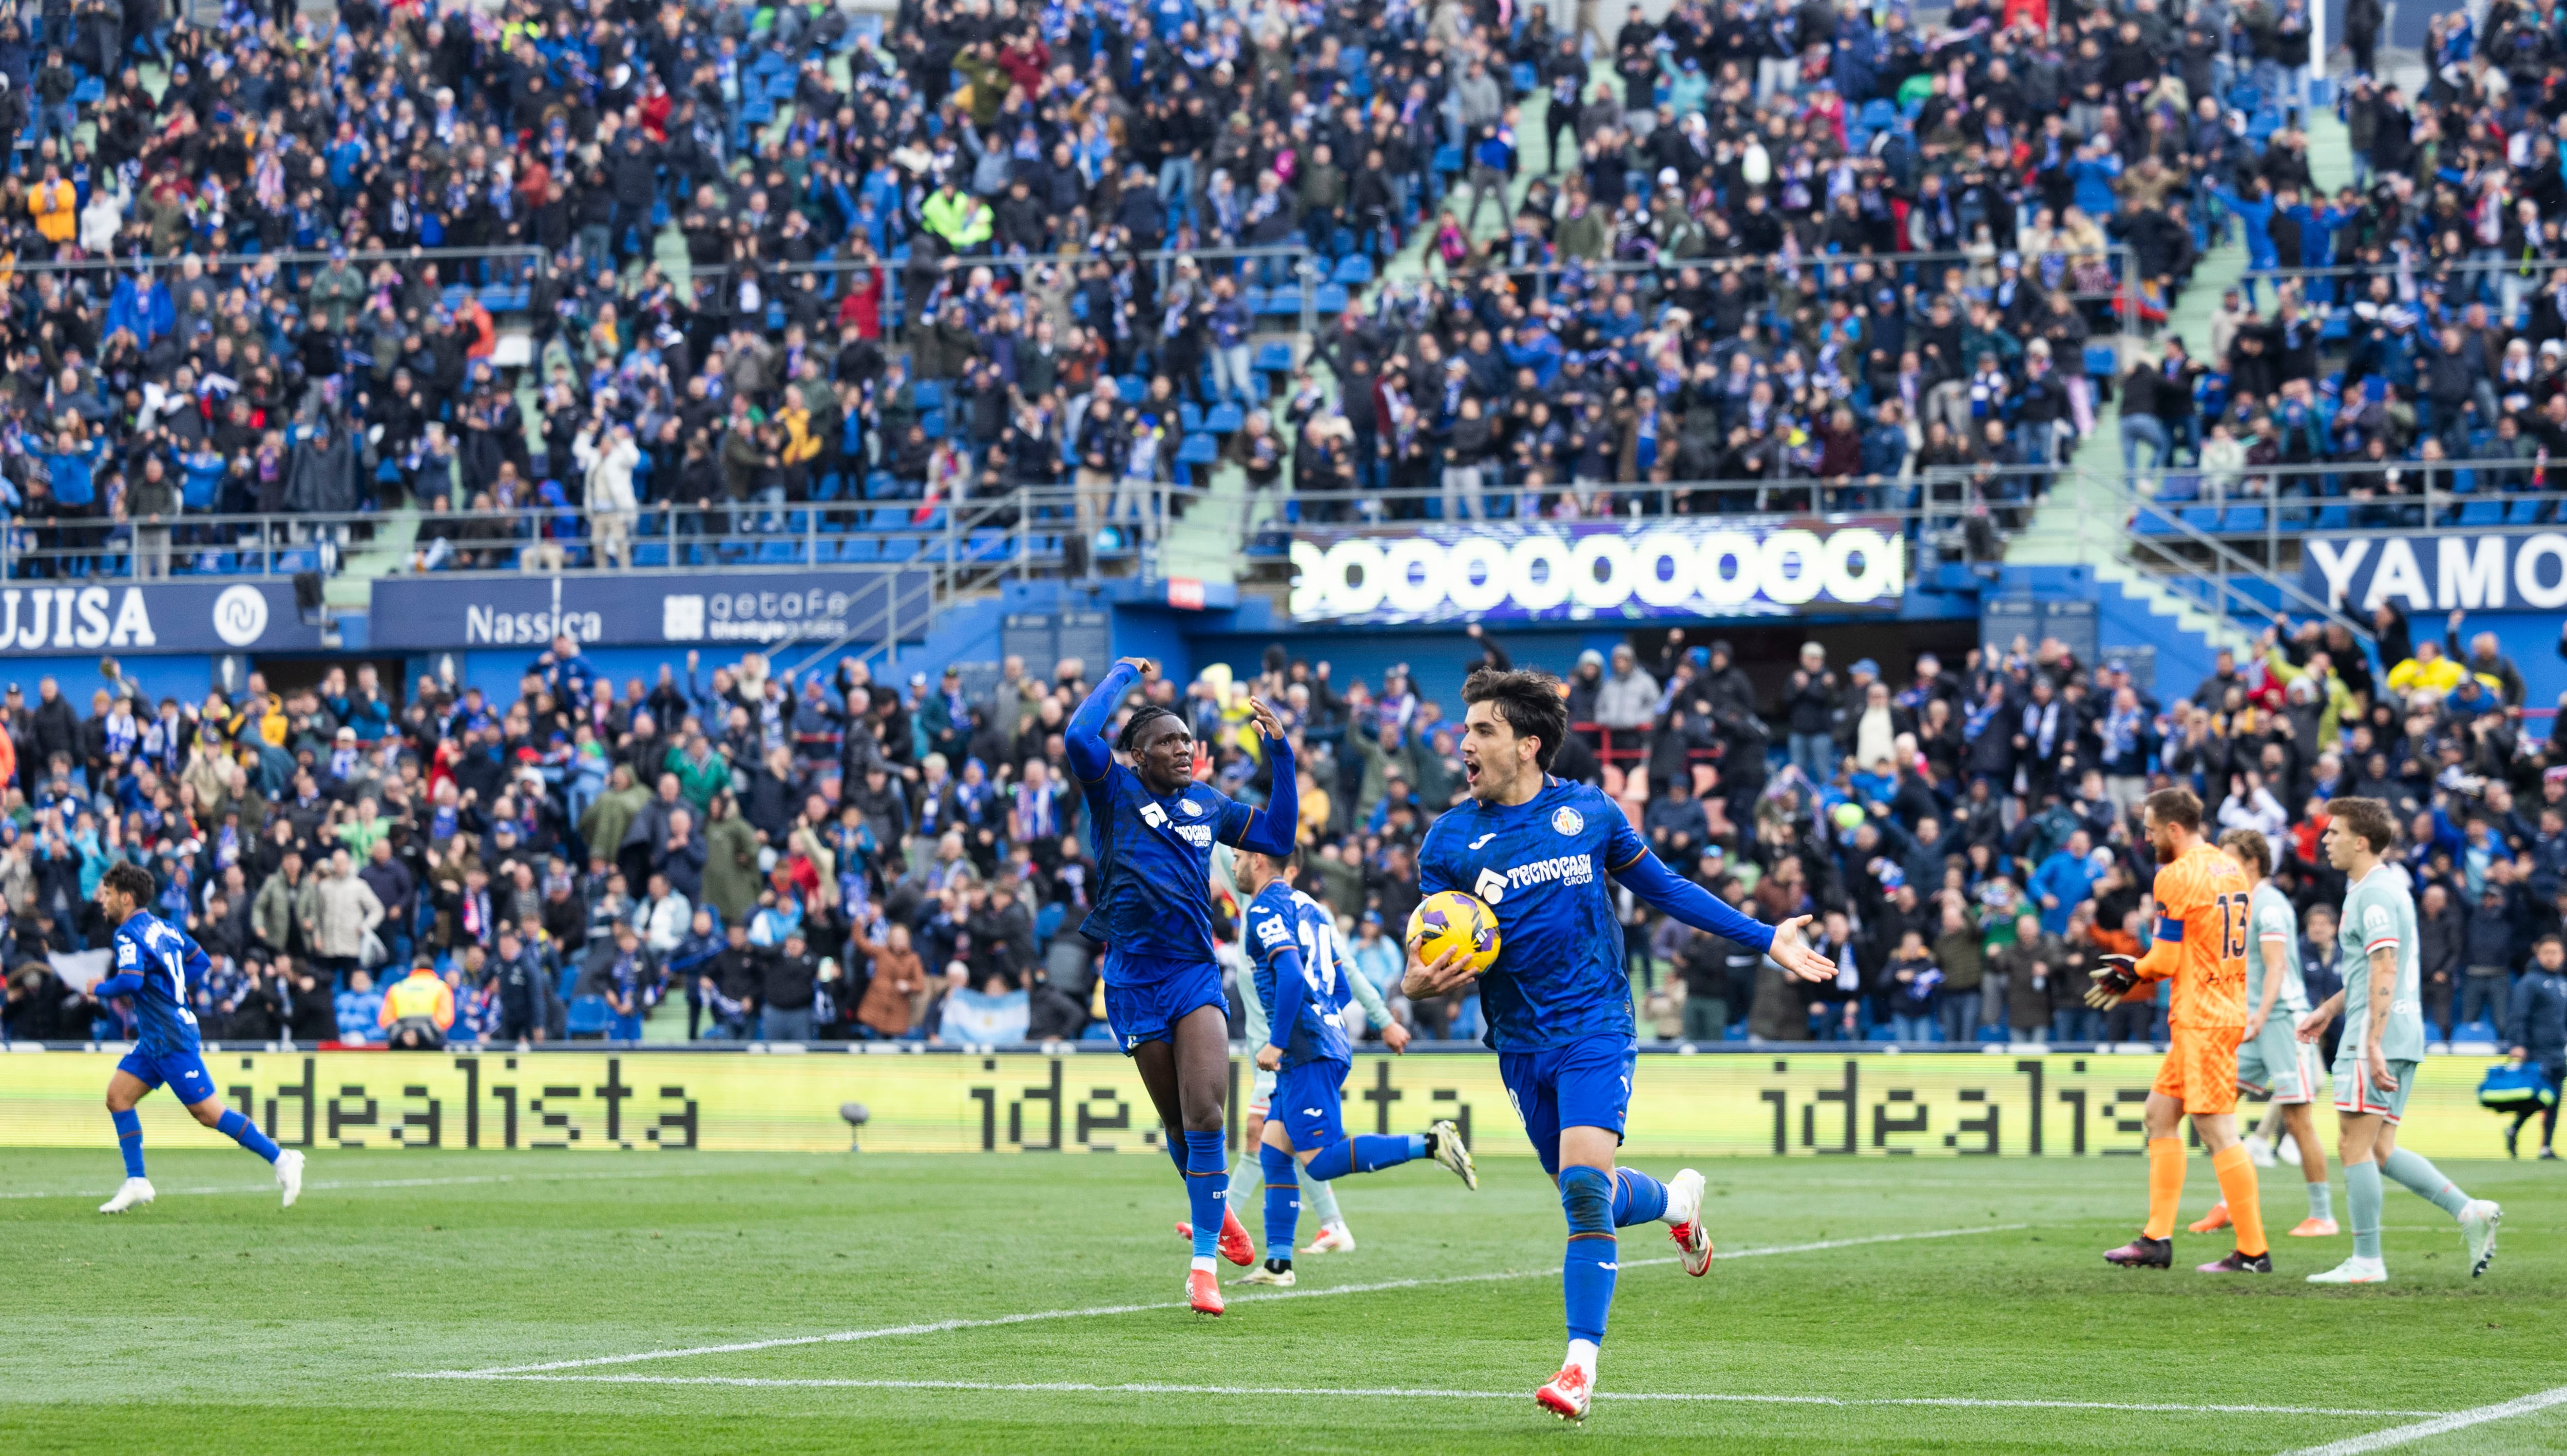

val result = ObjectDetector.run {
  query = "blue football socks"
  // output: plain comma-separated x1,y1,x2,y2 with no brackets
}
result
1611,1168,1669,1227
112,1109,144,1179
1260,1144,1300,1262
1559,1164,1617,1345
1303,1133,1424,1182
216,1109,282,1165
1182,1129,1228,1261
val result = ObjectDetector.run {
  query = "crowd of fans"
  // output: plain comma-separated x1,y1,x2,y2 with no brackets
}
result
0,0,2469,579
1,598,2564,1082
2111,2,2567,509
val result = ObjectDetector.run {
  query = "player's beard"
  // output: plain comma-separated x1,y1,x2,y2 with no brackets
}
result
2152,831,2178,865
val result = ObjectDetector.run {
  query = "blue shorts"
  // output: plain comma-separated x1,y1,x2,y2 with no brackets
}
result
1499,1033,1638,1177
117,1048,216,1106
1273,1058,1349,1152
1101,957,1226,1055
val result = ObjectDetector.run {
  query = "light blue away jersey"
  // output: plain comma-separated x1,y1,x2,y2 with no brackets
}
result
1242,879,1353,1069
1417,778,1644,1051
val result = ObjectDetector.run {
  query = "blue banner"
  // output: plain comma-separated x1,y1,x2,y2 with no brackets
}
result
1287,517,1907,624
2300,533,2567,614
367,569,935,649
0,581,324,656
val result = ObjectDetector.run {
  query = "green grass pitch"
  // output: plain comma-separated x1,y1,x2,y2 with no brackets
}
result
1,1147,2560,1454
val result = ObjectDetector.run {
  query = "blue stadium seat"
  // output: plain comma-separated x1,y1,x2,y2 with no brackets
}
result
1205,403,1244,433
1177,434,1218,465
840,537,878,563
1432,144,1463,174
1116,375,1146,404
1254,341,1295,373
633,543,670,567
1260,286,1305,314
2082,346,2117,377
742,99,776,124
1332,255,1374,285
2179,506,2223,533
71,76,102,104
2154,474,2199,503
1510,62,1537,92
2134,512,2179,537
1179,401,1204,433
2313,504,2349,529
921,411,946,438
2222,506,2266,534
1314,283,1349,313
2460,500,2504,527
566,996,615,1036
2507,497,2547,525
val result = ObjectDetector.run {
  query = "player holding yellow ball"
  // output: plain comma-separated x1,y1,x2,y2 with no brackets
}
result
1406,890,1502,976
1404,667,1838,1421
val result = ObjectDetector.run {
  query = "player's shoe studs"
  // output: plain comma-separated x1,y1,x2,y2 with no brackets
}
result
2460,1200,2502,1277
1217,1204,1255,1267
1426,1120,1477,1190
1302,1221,1356,1254
1665,1169,1713,1276
2306,1256,2387,1284
98,1177,155,1214
2102,1235,2173,1268
2242,1134,2277,1168
2187,1202,2232,1234
1238,1259,1295,1287
2286,1217,2339,1237
276,1149,305,1209
2196,1250,2272,1273
1535,1365,1592,1422
1186,1268,1225,1315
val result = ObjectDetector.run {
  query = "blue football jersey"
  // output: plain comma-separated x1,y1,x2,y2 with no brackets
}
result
1243,879,1352,1069
1417,778,1644,1050
110,910,210,1056
1076,761,1270,976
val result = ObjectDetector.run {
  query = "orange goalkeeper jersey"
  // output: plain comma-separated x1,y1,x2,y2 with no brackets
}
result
2147,842,2251,1030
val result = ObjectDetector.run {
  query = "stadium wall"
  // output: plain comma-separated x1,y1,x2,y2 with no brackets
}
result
0,1049,2511,1159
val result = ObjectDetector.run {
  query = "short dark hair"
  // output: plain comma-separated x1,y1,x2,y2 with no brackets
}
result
1463,666,1569,773
1116,703,1186,754
100,861,156,905
2144,787,2202,831
2329,796,2398,853
2217,828,2269,874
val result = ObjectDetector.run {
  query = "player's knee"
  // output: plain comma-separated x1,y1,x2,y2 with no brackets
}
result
189,1101,224,1126
1559,1164,1613,1235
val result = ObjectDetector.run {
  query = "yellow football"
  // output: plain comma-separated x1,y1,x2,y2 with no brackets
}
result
1405,890,1502,978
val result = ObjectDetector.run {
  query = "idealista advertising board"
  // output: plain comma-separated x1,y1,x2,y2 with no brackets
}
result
1287,518,1907,624
0,1050,2504,1158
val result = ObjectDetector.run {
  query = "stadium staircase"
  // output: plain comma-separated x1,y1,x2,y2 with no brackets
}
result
1998,101,2364,693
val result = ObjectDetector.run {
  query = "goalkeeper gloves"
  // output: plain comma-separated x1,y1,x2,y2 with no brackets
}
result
2083,954,2141,1010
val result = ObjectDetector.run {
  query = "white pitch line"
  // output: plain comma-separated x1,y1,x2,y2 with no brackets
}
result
0,1166,738,1201
2275,1385,2567,1456
405,1224,2025,1380
416,1373,2446,1420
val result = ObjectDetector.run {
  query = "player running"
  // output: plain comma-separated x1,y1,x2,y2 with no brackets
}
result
92,861,305,1214
1400,667,1836,1421
1208,844,1408,1258
2093,789,2271,1274
2297,798,2502,1284
1229,845,1476,1287
2189,829,2336,1238
1067,657,1298,1316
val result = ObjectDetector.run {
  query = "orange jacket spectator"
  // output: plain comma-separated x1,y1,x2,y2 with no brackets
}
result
29,177,76,244
379,965,456,1031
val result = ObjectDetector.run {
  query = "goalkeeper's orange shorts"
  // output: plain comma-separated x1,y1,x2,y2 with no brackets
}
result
2151,1025,2244,1116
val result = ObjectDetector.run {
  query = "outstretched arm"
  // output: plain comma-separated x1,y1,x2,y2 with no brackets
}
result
1608,847,1835,981
1230,703,1297,855
94,972,145,999
1066,658,1144,783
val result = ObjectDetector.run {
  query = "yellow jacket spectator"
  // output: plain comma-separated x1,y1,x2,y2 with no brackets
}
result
2384,642,2465,701
29,171,75,243
919,185,991,250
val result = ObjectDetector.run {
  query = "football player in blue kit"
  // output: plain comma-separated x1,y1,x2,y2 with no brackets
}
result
1403,668,1836,1420
1067,656,1298,1316
92,861,306,1214
1232,845,1478,1287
